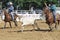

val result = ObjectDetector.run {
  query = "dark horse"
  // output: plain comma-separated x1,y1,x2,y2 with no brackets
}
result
43,7,57,31
2,9,18,28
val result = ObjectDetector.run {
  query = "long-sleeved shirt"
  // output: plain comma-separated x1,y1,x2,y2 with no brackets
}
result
8,6,14,13
50,4,56,11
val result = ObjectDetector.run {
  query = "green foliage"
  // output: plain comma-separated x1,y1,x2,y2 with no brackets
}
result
2,0,59,9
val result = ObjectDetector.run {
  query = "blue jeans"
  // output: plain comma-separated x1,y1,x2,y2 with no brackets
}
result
9,10,12,13
52,11,56,22
9,10,14,20
9,13,14,21
11,14,14,20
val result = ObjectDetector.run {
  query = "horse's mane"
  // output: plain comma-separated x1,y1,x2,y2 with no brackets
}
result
3,9,9,14
43,7,52,14
44,7,54,22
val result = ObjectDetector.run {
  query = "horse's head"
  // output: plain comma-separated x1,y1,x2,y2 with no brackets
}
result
2,8,8,15
43,7,50,14
43,7,53,19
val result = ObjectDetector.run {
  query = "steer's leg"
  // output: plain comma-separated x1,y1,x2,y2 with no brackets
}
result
21,24,24,32
21,26,24,32
34,20,40,30
32,20,40,31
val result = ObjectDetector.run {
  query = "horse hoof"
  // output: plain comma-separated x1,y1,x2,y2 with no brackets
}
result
10,27,12,28
37,28,40,30
32,29,35,31
20,29,24,32
49,29,53,32
16,25,18,26
3,27,5,29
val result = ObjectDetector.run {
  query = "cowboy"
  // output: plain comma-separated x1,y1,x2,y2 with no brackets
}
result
8,2,14,21
50,2,56,23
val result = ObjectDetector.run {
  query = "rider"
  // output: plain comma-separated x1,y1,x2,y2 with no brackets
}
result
50,2,56,23
8,2,14,21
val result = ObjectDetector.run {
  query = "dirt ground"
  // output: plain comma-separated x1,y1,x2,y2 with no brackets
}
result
0,20,60,40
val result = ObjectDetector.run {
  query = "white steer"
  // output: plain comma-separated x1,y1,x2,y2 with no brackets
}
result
18,14,41,32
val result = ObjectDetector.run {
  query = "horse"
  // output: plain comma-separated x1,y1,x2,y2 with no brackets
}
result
2,9,18,28
56,13,60,25
43,7,58,31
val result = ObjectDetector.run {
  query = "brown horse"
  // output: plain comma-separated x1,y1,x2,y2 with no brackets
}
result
43,7,58,31
43,3,60,31
2,9,18,28
56,13,60,25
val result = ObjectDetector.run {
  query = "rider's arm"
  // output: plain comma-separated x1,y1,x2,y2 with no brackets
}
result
44,3,48,8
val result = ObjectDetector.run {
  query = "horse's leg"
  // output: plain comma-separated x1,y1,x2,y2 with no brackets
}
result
59,21,60,25
9,21,12,28
55,21,57,29
14,20,17,26
58,20,60,25
55,20,60,30
4,22,6,29
49,23,52,31
32,24,36,31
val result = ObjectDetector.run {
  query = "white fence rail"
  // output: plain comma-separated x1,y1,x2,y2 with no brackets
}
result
11,10,45,21
13,10,43,14
56,7,60,14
